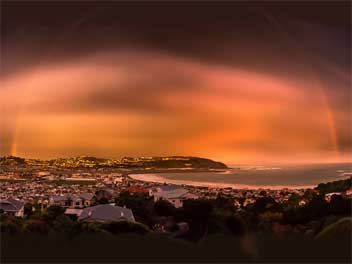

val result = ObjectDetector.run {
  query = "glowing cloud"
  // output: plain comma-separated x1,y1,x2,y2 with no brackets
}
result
1,50,350,164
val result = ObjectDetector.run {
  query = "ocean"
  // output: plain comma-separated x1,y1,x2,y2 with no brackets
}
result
130,163,352,189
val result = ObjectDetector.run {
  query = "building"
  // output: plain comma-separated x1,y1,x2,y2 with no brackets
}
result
49,193,94,208
77,204,135,222
0,198,25,217
64,208,84,219
150,185,199,208
344,188,352,198
126,187,149,194
148,184,181,196
324,192,342,202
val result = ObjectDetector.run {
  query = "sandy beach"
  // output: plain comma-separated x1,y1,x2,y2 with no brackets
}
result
129,173,314,190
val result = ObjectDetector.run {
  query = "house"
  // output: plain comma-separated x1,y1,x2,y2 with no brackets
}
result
150,185,198,208
126,187,149,194
49,193,94,208
299,200,307,206
77,204,135,222
148,184,181,196
64,208,84,219
37,198,49,210
324,192,342,202
0,198,25,217
344,188,352,198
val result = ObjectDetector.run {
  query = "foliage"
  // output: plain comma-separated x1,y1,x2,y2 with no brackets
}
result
225,214,246,237
24,203,34,218
23,219,49,234
101,220,150,235
258,211,284,223
115,191,156,225
316,178,351,194
249,196,282,214
154,199,176,216
329,195,351,215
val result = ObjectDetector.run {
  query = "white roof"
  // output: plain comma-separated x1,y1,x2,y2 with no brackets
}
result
325,192,342,196
64,208,83,216
153,188,198,199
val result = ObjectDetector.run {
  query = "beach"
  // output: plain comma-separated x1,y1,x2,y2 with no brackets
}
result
129,163,352,190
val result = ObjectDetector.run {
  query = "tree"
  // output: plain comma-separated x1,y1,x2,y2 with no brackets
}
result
23,219,49,234
251,196,281,214
42,205,65,223
97,197,109,204
259,190,267,197
101,220,150,235
93,189,114,204
226,214,246,237
329,195,351,215
24,203,34,218
183,199,213,240
307,195,329,218
0,217,23,235
154,199,176,216
115,191,155,224
213,195,235,212
288,193,300,208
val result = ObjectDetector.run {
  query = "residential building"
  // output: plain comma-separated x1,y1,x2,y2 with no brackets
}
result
151,186,199,208
0,198,25,217
49,193,94,208
77,204,135,222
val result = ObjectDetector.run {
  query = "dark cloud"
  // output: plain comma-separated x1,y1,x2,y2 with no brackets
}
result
1,1,350,161
1,1,350,79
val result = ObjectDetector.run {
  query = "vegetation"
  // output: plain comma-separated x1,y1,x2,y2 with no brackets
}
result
315,178,351,194
1,179,351,262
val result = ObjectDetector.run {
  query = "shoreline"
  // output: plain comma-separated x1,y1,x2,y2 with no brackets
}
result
129,173,315,190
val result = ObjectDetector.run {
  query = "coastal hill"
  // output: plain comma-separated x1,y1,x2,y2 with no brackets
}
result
0,155,227,169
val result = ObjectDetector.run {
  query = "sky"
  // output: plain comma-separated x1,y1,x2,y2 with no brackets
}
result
0,2,351,164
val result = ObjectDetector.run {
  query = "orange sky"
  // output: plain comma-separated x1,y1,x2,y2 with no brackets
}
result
1,2,351,164
1,50,351,164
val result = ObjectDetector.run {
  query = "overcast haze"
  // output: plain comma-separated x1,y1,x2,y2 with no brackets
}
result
0,2,351,164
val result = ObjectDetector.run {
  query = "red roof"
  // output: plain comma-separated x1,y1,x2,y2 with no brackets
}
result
126,187,148,193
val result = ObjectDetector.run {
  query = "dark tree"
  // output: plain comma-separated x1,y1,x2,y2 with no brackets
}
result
154,199,176,216
183,199,213,240
329,195,351,215
226,214,247,237
24,203,34,218
98,197,109,204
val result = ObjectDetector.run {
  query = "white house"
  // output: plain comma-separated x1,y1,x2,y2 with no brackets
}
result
0,198,25,217
149,185,198,208
324,192,342,202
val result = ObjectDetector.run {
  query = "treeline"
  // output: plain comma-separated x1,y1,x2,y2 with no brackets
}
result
1,191,351,262
315,177,351,194
1,179,352,262
2,189,350,241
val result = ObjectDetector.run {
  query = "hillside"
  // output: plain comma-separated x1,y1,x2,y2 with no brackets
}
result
0,155,227,169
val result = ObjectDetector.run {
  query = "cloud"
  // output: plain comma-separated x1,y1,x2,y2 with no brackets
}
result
1,49,350,163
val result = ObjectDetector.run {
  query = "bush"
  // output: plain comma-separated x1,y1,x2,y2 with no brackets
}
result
226,214,246,237
23,219,49,234
1,220,23,235
101,220,150,235
155,200,176,216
